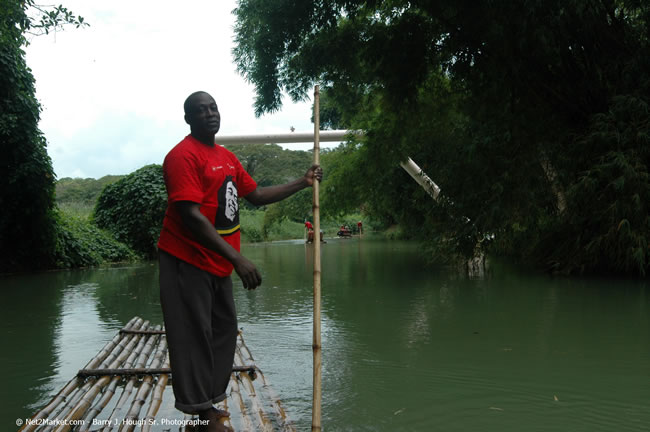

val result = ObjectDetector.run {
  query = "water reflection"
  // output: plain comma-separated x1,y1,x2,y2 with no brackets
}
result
1,240,649,432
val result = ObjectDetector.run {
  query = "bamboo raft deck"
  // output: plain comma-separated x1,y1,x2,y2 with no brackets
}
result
19,317,295,432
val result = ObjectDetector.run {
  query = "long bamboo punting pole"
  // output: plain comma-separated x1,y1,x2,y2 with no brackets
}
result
311,85,322,432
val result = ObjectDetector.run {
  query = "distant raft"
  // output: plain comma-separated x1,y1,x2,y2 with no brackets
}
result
19,316,295,432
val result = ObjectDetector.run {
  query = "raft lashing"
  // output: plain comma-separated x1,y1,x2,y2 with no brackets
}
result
19,316,296,432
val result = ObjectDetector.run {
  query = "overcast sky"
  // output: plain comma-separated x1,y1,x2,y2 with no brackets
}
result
25,0,326,179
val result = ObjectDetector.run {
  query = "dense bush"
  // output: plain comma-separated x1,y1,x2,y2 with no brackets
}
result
539,96,650,276
93,164,167,258
54,211,137,268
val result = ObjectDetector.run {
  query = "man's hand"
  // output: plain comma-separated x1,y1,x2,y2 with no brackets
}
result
232,255,262,290
245,164,324,206
304,164,323,186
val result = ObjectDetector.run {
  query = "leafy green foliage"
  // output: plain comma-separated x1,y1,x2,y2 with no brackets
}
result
262,209,305,241
538,96,650,275
240,208,265,242
21,3,88,37
226,143,319,239
225,142,312,185
54,210,137,268
233,0,650,276
0,0,88,272
1,1,55,271
93,165,167,258
226,142,316,218
319,143,367,220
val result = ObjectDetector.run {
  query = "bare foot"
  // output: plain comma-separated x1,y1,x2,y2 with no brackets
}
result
211,407,230,419
198,408,233,432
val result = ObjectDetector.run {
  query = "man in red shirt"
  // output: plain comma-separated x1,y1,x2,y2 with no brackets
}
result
158,91,322,431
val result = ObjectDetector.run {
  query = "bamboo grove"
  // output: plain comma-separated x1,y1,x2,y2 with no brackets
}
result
233,0,650,276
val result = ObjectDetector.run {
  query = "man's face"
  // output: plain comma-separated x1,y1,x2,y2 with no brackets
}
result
185,93,221,135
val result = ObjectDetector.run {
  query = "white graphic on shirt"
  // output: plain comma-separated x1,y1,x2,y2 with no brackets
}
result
224,180,238,221
215,175,240,236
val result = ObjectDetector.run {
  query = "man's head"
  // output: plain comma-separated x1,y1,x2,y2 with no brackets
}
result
184,91,221,140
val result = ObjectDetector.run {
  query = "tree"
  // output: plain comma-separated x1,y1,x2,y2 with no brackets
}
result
0,0,86,272
93,165,167,258
224,142,312,187
226,142,315,222
233,0,650,275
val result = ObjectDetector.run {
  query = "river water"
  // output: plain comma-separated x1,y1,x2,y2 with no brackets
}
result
1,237,649,431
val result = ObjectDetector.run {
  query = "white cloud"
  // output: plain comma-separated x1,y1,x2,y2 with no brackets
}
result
25,0,332,179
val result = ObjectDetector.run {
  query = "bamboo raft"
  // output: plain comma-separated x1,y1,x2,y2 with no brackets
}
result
19,317,295,432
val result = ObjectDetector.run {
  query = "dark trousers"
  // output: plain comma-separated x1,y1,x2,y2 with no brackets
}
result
159,250,238,414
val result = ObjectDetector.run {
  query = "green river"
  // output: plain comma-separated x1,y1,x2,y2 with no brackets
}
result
1,237,649,431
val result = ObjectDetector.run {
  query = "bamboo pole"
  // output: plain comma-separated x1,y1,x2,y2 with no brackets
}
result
234,344,273,431
78,324,152,431
238,335,295,431
53,322,151,432
77,374,120,431
140,352,170,432
229,374,255,432
399,157,441,200
120,329,167,432
19,318,142,432
42,319,146,432
100,374,137,429
119,329,166,335
311,85,323,432
216,130,360,145
102,326,161,431
76,365,254,377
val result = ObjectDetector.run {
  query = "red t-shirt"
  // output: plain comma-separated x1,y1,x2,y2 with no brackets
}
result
305,221,313,229
157,135,257,277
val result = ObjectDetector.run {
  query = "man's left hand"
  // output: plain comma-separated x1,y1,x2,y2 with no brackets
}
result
304,164,323,186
